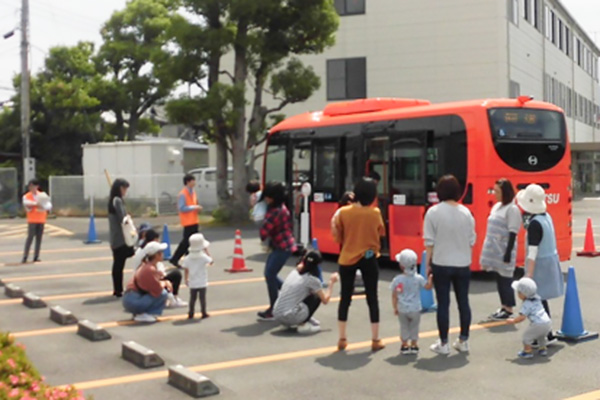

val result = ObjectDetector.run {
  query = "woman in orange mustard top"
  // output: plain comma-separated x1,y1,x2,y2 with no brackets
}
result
333,177,386,352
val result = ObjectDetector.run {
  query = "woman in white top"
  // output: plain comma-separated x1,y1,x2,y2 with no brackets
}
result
480,179,522,321
424,175,476,355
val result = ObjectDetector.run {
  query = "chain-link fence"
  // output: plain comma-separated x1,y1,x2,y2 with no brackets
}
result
0,168,18,217
49,174,184,217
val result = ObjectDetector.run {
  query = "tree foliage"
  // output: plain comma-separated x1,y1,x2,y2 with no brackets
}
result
167,0,339,220
0,42,106,180
97,0,180,141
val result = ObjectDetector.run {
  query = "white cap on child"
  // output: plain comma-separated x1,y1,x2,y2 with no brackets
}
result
511,277,537,298
395,249,418,274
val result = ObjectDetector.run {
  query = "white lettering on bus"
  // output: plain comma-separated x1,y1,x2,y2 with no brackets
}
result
546,193,560,204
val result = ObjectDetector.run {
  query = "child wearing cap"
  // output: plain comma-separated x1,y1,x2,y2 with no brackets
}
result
390,249,433,355
183,233,213,319
508,277,552,359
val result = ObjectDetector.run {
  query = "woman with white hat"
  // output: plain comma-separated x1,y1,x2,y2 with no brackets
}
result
122,241,171,323
515,183,564,343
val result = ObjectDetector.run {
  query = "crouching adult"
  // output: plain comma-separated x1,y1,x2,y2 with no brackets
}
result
273,250,338,333
123,242,171,323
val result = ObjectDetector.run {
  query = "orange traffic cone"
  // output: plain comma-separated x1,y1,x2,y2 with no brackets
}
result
226,230,253,272
577,218,600,257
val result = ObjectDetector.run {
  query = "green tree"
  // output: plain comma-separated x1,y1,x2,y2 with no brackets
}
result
98,0,179,141
0,42,106,180
168,0,338,221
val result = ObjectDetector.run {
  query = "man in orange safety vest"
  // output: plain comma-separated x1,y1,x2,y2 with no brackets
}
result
22,179,52,263
170,174,203,268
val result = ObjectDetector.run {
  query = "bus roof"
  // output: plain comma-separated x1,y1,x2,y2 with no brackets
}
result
269,97,564,134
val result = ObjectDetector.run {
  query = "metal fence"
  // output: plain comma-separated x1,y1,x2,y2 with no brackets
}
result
49,174,184,217
0,168,18,217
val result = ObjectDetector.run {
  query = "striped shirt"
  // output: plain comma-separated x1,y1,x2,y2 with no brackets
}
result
273,269,322,325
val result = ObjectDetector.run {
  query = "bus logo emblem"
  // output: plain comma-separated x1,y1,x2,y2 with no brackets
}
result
528,155,538,166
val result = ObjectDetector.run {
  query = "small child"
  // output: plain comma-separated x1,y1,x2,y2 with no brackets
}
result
390,249,433,355
508,277,552,359
183,233,213,319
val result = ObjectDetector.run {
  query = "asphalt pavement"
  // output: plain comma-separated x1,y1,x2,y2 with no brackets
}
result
0,202,599,400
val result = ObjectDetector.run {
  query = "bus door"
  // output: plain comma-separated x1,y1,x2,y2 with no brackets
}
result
388,131,432,258
290,139,312,246
364,135,391,251
310,138,341,254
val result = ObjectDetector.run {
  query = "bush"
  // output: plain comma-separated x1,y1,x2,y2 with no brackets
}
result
0,332,87,399
212,206,232,223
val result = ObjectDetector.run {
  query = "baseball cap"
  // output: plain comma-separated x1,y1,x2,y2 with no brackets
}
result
395,249,418,270
511,277,537,298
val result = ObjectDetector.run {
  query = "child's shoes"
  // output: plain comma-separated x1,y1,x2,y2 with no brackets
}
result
517,350,534,359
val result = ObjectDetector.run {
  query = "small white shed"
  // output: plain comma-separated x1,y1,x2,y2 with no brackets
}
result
82,140,185,199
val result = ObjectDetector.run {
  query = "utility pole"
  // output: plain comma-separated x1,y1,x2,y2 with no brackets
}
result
20,0,33,187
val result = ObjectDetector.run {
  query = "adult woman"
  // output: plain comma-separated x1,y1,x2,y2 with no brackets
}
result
480,179,522,320
123,242,171,322
273,250,339,333
132,228,187,308
257,181,297,320
424,175,475,355
108,178,133,297
516,184,563,343
333,177,385,352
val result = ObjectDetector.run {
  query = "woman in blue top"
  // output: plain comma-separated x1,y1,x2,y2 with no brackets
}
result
515,184,564,344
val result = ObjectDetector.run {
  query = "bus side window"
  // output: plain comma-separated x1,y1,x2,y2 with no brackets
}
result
313,143,337,196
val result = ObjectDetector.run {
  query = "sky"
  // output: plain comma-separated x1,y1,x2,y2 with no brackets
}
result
0,0,599,102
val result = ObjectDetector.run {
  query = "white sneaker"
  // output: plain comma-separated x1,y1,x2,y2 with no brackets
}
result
134,313,157,323
297,322,321,334
166,293,176,308
452,339,470,353
172,296,188,308
429,339,450,355
308,317,320,326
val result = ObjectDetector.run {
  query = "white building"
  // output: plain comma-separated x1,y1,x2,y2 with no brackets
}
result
247,0,599,196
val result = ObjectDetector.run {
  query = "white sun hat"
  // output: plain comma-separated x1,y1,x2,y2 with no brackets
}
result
144,242,168,256
516,184,546,214
189,233,210,252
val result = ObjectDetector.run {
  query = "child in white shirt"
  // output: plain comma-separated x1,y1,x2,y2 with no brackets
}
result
390,249,433,355
508,277,552,359
183,233,213,319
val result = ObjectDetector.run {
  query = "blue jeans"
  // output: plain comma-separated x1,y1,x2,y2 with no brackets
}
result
122,289,168,316
264,249,292,311
432,264,471,343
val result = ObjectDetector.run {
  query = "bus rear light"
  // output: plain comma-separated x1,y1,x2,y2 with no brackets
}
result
488,200,494,208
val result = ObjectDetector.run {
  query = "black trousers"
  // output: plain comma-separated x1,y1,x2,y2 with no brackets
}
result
189,288,207,316
23,223,44,261
111,245,133,295
302,294,321,323
164,269,182,296
171,224,199,265
496,274,516,308
338,257,380,323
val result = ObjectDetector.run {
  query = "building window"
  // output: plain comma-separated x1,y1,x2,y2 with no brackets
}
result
565,27,571,56
558,19,563,51
327,58,367,100
523,0,530,22
533,0,540,29
544,6,551,39
509,0,519,25
509,80,520,98
334,0,365,16
550,11,557,45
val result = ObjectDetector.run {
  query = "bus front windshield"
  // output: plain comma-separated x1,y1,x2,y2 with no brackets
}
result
488,108,567,172
488,108,565,142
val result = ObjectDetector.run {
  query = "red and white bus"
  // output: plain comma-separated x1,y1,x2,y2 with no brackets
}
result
264,97,572,271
